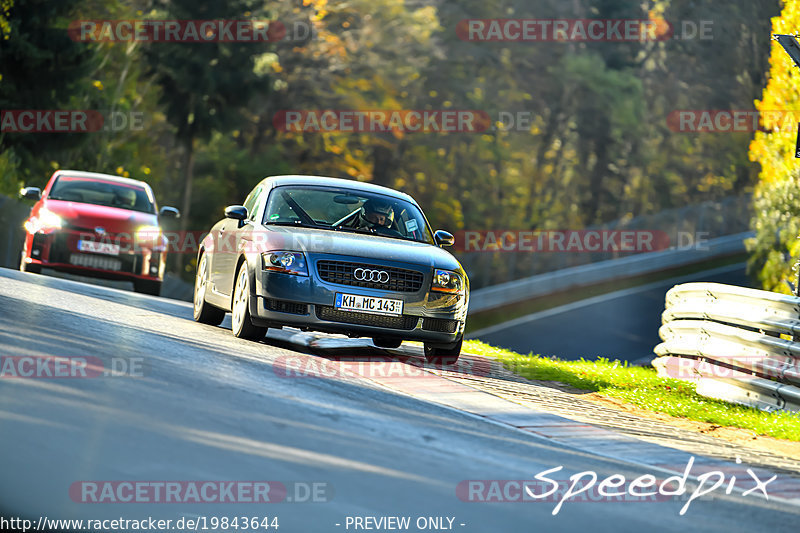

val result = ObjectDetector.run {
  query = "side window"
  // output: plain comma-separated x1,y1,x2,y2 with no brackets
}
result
250,188,266,222
242,186,262,220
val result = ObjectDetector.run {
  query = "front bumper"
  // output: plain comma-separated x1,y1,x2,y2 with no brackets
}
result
252,254,468,343
23,229,166,281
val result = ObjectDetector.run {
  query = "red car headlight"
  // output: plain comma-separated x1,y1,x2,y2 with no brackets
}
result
24,208,64,233
135,225,162,246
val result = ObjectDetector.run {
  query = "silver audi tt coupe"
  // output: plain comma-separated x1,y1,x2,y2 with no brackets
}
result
193,175,469,363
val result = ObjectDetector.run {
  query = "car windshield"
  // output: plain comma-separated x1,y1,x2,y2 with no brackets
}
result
47,176,156,214
263,185,434,244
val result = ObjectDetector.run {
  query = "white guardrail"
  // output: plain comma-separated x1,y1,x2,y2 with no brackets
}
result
469,232,750,313
654,282,800,412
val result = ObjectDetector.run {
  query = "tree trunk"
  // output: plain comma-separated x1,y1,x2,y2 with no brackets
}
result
371,135,395,187
180,137,195,233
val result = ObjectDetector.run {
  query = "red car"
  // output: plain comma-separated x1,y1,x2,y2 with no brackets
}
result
18,170,180,295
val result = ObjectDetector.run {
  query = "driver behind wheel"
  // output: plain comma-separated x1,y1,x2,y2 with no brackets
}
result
359,199,395,229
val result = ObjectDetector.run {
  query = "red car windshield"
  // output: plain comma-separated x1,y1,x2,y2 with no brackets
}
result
48,176,156,214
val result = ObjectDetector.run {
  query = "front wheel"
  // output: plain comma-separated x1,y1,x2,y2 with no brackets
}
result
231,262,267,340
193,253,225,325
424,335,463,365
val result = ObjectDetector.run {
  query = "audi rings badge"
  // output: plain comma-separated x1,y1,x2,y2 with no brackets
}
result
354,268,390,283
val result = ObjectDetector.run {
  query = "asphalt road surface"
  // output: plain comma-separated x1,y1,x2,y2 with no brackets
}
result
0,267,797,532
470,263,752,364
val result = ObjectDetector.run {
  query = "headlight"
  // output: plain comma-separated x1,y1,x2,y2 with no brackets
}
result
431,269,464,294
135,225,162,243
25,208,63,233
261,251,308,276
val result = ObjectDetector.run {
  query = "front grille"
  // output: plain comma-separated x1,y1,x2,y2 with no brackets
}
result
422,317,459,333
69,253,122,271
47,233,72,263
316,260,424,292
48,232,141,274
316,306,418,330
265,298,308,315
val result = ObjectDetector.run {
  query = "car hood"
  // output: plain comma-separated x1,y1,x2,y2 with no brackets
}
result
255,226,463,271
44,199,158,233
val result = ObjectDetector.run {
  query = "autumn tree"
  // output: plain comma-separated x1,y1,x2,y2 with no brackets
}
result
0,0,95,192
748,1,800,293
143,0,273,230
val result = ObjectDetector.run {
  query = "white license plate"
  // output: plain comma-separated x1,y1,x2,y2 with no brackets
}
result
335,293,403,316
78,240,120,256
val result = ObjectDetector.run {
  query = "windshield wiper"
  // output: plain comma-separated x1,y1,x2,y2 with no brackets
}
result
264,220,322,229
280,191,326,229
332,225,375,235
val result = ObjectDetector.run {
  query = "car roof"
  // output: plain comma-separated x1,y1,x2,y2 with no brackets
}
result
260,175,417,203
53,170,151,189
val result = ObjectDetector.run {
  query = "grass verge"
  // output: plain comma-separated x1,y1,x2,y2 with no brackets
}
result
464,339,800,442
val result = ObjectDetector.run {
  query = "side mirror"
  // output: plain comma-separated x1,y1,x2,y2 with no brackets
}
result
19,187,41,201
159,206,181,219
225,205,248,221
434,230,455,247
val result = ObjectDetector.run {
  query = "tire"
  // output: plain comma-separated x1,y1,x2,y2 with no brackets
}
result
231,261,267,340
19,250,41,274
424,335,463,365
193,253,225,326
134,279,162,296
373,337,403,349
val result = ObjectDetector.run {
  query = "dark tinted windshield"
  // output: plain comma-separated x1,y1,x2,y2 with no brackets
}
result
263,185,434,244
48,176,156,214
